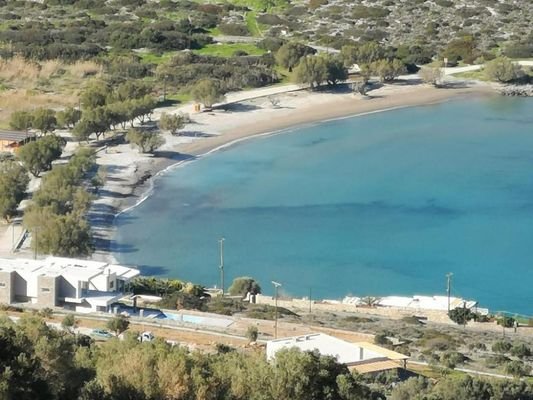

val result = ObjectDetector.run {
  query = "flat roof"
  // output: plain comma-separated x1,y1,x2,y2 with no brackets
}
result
0,256,139,282
0,130,35,141
266,333,406,365
355,342,409,361
350,360,402,374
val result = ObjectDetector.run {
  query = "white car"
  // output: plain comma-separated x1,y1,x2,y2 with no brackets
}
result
138,331,154,342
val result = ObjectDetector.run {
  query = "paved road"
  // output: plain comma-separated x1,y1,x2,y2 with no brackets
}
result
445,60,533,75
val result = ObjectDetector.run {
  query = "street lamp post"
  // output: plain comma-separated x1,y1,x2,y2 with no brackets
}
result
272,281,282,339
219,238,225,296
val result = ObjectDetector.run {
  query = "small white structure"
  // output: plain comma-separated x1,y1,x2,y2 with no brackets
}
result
342,295,482,313
0,256,139,313
266,333,408,373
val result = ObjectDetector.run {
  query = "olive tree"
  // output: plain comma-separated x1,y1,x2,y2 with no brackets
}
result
419,66,444,87
126,128,165,153
228,277,262,296
294,55,328,89
0,161,29,220
484,57,524,83
159,112,185,135
17,135,66,177
191,79,225,109
275,42,316,72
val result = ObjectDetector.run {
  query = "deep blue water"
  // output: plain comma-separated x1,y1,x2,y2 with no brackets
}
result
114,96,533,314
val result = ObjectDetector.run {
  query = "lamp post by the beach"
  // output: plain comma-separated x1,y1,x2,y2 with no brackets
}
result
272,281,282,339
219,238,225,296
446,272,453,312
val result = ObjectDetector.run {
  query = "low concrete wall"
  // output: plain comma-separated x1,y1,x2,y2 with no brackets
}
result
255,294,454,324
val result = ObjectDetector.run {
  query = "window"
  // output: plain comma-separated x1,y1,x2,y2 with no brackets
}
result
0,282,5,288
41,288,50,292
109,281,114,289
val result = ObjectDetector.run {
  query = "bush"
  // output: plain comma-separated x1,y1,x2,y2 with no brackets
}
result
505,360,531,378
218,23,249,36
511,343,531,359
492,340,512,353
228,277,262,297
246,325,259,342
126,128,165,153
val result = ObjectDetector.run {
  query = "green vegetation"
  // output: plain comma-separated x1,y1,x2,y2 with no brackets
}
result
0,161,29,220
484,57,524,83
18,135,65,177
4,313,533,400
191,79,226,108
126,128,165,154
106,315,130,336
158,112,186,136
23,147,96,257
228,277,262,296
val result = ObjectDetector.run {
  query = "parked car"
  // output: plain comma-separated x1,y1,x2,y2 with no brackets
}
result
91,328,113,339
138,331,154,342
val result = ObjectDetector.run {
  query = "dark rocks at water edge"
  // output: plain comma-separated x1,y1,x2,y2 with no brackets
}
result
500,85,533,97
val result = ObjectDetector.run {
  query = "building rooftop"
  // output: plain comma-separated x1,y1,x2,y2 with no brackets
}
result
0,130,35,142
0,256,139,282
266,333,408,367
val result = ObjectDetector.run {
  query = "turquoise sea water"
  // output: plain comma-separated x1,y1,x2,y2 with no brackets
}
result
114,96,533,314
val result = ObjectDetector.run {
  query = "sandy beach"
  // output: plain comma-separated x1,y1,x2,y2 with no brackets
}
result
90,81,497,263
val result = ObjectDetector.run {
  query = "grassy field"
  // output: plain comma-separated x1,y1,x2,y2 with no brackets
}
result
450,70,488,81
245,12,263,37
138,51,179,65
194,43,266,57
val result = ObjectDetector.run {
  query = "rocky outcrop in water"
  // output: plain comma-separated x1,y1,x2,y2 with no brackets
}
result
500,85,533,97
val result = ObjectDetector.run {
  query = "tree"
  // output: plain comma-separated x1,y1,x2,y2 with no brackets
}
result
81,80,111,109
32,108,57,135
484,57,524,83
246,325,259,342
228,277,262,296
9,110,34,131
17,135,65,177
294,55,328,89
126,128,165,153
419,66,444,87
56,107,81,129
492,340,512,353
275,42,316,72
448,307,474,325
0,161,29,220
114,80,151,102
505,360,531,378
325,57,348,86
191,79,225,109
357,42,384,64
159,112,185,135
61,314,77,332
23,207,93,256
106,315,130,336
370,59,406,82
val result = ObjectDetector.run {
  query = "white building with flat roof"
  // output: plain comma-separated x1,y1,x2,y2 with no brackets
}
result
0,256,139,313
266,333,408,374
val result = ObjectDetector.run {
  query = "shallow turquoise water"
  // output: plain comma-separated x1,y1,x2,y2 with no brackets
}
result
114,96,533,314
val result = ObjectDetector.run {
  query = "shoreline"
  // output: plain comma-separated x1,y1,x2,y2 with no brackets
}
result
90,82,497,265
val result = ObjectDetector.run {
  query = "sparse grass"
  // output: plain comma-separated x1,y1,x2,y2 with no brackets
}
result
139,51,179,65
245,12,262,37
451,70,488,81
194,43,266,57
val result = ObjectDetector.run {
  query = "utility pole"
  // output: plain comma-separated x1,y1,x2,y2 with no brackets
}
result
309,287,312,314
272,281,282,339
446,272,453,312
219,238,225,296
